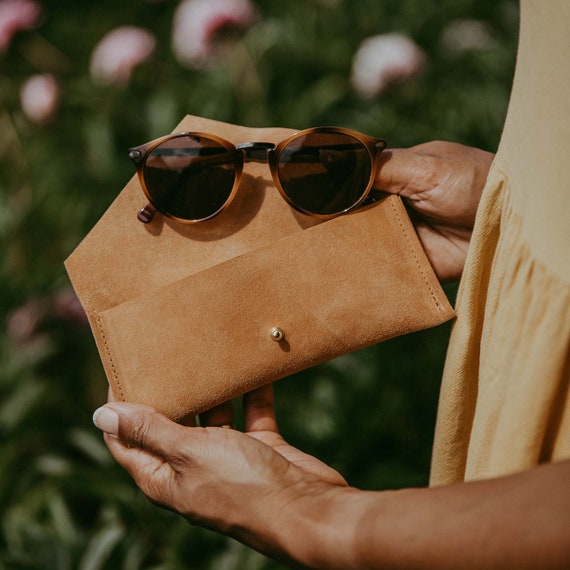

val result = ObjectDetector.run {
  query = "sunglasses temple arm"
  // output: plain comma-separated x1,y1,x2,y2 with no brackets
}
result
137,203,157,223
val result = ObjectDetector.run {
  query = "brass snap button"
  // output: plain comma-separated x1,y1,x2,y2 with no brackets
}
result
270,327,285,342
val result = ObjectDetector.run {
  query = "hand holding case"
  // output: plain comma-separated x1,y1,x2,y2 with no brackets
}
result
65,115,454,421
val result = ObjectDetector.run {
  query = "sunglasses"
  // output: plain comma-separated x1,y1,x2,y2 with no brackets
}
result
128,126,387,224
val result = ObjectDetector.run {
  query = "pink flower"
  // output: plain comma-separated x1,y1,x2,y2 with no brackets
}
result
7,297,46,341
0,0,41,53
7,288,88,342
52,287,88,328
172,0,257,68
20,73,59,124
90,26,156,86
351,33,425,97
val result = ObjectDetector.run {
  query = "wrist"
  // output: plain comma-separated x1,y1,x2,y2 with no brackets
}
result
276,482,381,569
232,478,352,568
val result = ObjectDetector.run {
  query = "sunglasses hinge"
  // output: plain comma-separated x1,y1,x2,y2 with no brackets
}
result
128,149,144,165
236,142,275,163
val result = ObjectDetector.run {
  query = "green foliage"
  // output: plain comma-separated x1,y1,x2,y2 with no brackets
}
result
1,0,518,567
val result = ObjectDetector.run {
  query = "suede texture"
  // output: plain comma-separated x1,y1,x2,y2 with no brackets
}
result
65,115,454,421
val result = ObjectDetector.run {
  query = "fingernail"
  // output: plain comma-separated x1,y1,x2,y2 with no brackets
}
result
93,406,119,436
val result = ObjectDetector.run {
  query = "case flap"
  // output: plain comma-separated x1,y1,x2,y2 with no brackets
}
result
94,197,453,420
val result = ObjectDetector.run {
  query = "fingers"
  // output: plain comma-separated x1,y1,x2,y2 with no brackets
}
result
199,400,234,428
96,384,277,451
200,385,279,432
244,384,279,433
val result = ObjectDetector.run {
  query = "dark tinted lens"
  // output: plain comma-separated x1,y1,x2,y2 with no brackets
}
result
277,131,372,215
143,135,237,221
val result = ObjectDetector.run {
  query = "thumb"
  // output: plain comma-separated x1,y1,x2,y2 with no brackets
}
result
93,402,188,461
375,147,431,197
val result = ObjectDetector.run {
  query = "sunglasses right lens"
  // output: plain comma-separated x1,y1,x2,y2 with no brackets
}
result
277,130,372,216
143,134,237,221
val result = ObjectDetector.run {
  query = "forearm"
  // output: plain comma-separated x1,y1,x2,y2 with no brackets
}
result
273,460,570,569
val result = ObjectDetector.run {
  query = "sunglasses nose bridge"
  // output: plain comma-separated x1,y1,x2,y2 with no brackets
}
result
236,142,275,164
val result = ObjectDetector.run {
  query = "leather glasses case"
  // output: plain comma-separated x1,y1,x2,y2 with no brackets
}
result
65,115,454,421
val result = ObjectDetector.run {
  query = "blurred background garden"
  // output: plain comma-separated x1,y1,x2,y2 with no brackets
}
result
1,0,519,568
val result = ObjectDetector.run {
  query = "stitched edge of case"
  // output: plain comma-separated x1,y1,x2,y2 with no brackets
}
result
389,197,444,311
95,313,125,401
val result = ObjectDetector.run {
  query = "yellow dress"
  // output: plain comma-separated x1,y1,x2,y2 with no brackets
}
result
430,0,570,485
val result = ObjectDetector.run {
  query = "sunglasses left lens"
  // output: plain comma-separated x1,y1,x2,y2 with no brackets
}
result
276,130,373,216
143,135,237,221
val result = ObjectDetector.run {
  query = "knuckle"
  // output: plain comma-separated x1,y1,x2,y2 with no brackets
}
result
127,411,154,448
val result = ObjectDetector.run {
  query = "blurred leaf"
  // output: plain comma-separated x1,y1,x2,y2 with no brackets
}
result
79,523,125,570
68,428,113,466
47,491,79,545
0,376,47,431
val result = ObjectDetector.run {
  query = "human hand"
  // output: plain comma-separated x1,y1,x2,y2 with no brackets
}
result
94,387,570,569
376,141,494,281
93,385,347,565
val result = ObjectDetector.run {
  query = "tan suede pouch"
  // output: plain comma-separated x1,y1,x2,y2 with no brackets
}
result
65,115,454,421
